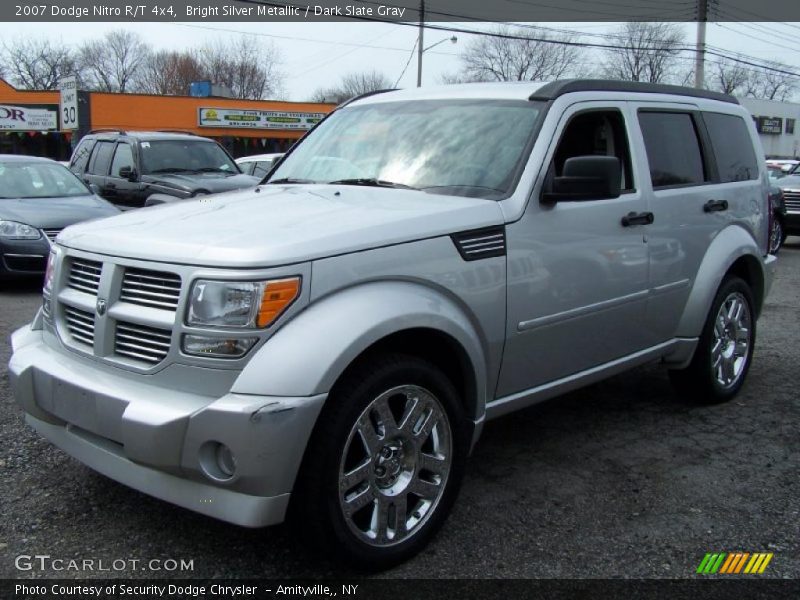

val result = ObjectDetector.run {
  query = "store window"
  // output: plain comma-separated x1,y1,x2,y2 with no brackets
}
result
786,119,796,134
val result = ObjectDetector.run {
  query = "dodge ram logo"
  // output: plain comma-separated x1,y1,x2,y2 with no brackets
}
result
96,298,107,316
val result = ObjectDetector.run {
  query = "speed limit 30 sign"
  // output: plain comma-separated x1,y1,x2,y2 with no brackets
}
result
59,75,78,130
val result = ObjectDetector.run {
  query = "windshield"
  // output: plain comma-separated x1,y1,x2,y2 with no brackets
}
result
0,161,91,199
268,99,543,199
139,140,239,175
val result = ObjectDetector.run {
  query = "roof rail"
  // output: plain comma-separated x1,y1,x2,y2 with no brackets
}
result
529,79,738,105
155,129,200,136
88,128,127,135
338,88,398,108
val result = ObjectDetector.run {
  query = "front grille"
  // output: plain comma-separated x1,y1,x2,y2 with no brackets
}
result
42,228,62,243
114,321,172,364
63,306,95,347
120,268,182,311
783,190,800,212
68,259,102,295
2,254,47,272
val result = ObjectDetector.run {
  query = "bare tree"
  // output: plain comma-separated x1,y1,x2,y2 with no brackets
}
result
602,22,684,84
134,50,205,96
451,26,583,83
311,70,393,104
2,38,78,89
199,37,284,100
745,61,797,101
705,58,750,95
78,30,149,93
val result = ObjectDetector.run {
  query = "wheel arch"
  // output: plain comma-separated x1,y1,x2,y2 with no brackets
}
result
676,225,766,338
231,281,490,425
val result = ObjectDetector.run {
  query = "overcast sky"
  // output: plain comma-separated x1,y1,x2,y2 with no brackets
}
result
0,20,796,101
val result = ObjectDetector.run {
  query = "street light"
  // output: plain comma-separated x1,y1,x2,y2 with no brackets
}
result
416,35,457,88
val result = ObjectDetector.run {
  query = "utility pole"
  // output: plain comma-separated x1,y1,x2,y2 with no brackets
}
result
416,0,425,87
694,0,708,88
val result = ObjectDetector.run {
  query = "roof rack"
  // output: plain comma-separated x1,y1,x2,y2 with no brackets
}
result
529,79,738,105
155,129,199,136
89,128,127,135
339,88,398,108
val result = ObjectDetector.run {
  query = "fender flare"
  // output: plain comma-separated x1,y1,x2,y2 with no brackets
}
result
676,225,765,338
231,281,489,422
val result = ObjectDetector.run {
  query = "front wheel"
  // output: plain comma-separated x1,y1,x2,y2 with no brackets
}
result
290,354,469,569
669,276,756,404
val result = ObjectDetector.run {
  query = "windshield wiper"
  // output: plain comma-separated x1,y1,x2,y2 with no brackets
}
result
195,167,232,173
327,178,417,190
149,168,194,174
267,177,316,184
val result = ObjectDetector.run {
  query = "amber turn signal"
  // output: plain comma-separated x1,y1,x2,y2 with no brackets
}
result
257,278,301,327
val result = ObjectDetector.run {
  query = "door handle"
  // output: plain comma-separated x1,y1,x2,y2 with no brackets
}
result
704,199,728,213
621,211,655,227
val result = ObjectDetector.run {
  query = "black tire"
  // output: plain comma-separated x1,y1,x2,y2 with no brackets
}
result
669,276,756,404
290,353,469,570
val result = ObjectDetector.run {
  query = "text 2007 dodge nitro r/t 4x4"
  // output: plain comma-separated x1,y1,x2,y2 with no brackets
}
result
9,80,777,569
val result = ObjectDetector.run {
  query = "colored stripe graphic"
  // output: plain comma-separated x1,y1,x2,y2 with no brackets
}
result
699,552,773,574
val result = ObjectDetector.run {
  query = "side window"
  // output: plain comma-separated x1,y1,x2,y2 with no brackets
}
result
110,143,135,178
70,139,95,172
87,141,115,176
547,109,634,193
253,161,272,178
638,112,706,188
703,112,759,182
240,162,255,175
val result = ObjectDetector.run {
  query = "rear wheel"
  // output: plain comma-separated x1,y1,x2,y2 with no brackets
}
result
291,353,469,569
769,217,784,254
669,276,756,404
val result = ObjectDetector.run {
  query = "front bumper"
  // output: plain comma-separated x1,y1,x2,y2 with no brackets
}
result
0,236,50,277
9,325,326,528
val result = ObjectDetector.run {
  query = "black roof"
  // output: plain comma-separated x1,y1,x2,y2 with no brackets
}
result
530,79,738,105
85,130,211,142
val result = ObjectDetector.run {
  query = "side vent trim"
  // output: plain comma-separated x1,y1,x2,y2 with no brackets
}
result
451,226,507,261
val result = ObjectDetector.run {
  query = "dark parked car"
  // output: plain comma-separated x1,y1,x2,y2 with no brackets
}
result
69,131,260,209
0,155,118,280
775,174,800,242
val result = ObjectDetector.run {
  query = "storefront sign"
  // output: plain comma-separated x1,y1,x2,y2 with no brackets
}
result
0,105,57,131
757,117,783,135
198,107,325,130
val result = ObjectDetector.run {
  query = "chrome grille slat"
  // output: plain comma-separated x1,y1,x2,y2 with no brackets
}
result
114,321,172,364
68,259,102,296
42,228,62,243
63,306,95,347
120,268,181,311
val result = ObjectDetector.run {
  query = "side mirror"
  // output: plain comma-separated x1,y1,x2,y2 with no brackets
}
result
542,156,622,203
118,165,137,181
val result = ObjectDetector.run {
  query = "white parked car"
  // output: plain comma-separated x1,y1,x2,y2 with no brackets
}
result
236,153,284,179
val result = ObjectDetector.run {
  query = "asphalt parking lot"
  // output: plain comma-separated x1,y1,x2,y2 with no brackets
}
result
1,243,798,580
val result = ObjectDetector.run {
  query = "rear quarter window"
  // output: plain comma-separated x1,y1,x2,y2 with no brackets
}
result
87,141,115,176
702,112,759,182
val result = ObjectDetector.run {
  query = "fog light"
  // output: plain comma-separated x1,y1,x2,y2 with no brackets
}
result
199,441,237,482
216,444,237,477
182,335,257,358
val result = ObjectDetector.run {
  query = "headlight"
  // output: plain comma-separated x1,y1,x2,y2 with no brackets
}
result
43,250,57,293
187,277,300,329
0,220,41,240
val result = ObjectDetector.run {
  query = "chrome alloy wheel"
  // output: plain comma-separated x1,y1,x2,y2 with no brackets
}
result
338,385,452,547
769,218,783,254
711,291,752,390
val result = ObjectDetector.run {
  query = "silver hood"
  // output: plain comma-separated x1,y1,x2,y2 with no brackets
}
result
57,185,505,267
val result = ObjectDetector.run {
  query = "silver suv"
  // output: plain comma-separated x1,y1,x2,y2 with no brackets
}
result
9,80,777,569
